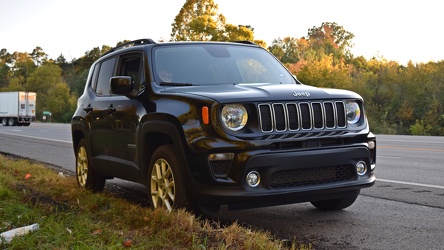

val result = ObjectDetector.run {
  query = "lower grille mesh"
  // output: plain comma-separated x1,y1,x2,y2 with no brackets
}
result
269,165,356,189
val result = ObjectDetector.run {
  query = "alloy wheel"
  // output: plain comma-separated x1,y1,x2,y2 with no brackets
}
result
150,158,175,212
76,145,88,187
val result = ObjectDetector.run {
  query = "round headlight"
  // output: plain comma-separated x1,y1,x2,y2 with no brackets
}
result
221,104,248,131
346,101,361,124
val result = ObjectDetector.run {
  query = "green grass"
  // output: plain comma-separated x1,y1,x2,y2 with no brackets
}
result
0,154,310,249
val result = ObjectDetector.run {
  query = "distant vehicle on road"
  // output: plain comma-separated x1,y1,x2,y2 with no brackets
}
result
0,91,36,126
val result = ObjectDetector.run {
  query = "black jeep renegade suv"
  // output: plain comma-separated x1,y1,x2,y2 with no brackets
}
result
71,39,376,212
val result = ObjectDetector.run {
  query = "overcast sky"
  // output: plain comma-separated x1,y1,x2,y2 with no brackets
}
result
1,0,442,65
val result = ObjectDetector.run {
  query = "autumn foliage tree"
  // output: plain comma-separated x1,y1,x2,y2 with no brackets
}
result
1,5,443,135
307,22,355,61
297,55,352,89
171,0,254,42
271,21,444,135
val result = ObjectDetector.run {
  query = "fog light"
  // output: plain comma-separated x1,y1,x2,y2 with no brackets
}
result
208,153,234,161
246,171,260,187
356,161,367,176
208,153,234,178
368,141,375,150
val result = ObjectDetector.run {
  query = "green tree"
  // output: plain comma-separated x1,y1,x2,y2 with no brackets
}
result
171,0,253,41
222,24,254,41
253,39,267,48
269,37,299,64
171,0,223,41
25,63,74,122
31,46,48,65
116,40,132,46
73,45,111,71
25,63,61,94
307,22,355,62
268,38,285,62
410,120,428,135
2,78,25,91
281,37,299,64
0,48,12,88
46,82,75,122
269,37,305,64
403,61,444,135
11,51,36,87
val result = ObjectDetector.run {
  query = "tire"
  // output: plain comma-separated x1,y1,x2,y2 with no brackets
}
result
8,118,16,126
1,118,8,126
75,138,105,192
148,144,195,212
310,190,360,211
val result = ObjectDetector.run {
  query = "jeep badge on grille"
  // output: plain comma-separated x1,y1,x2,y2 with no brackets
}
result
293,92,310,97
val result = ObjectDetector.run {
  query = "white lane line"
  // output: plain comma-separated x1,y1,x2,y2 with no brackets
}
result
378,139,444,144
377,156,402,159
378,178,444,190
0,132,72,144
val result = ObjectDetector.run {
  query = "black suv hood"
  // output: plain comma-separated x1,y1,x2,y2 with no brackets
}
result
162,83,362,103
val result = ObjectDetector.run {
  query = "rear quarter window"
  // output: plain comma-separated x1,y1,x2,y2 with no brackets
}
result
95,57,116,96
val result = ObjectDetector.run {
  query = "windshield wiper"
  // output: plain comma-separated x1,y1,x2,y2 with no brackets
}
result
159,82,195,86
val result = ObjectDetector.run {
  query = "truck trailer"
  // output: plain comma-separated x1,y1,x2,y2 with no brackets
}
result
0,91,36,126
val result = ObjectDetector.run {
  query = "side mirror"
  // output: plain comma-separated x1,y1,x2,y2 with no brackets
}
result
110,76,133,95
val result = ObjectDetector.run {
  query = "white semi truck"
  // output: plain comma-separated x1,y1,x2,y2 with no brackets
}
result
0,91,36,126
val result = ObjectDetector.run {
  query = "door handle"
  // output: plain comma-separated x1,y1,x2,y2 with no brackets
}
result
83,105,93,113
105,105,116,113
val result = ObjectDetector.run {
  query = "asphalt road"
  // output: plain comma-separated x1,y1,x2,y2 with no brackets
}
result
1,123,443,249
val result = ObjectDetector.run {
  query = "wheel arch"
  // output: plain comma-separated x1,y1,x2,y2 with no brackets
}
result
71,120,88,154
139,119,191,185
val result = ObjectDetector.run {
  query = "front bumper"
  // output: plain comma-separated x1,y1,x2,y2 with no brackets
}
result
190,145,376,210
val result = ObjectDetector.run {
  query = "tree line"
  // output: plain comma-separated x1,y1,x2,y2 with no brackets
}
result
1,0,443,135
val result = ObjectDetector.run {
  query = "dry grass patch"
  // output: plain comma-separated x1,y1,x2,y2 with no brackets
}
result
0,154,310,249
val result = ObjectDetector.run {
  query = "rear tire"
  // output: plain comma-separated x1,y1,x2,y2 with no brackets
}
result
148,144,195,212
2,118,8,126
75,138,105,192
310,190,360,211
8,118,16,126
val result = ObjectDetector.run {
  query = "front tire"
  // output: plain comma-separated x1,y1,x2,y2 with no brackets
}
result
75,138,105,192
310,190,360,211
148,144,195,212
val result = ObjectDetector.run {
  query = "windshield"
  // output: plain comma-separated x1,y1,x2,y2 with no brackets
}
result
153,44,296,85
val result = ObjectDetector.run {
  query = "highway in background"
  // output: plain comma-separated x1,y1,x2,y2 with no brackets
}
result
1,123,443,249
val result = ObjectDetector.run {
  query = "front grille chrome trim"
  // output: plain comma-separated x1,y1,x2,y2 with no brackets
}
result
258,101,347,133
311,102,324,129
285,103,300,132
272,103,287,132
258,103,274,132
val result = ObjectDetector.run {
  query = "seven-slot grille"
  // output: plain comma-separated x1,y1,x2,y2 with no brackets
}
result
258,101,347,132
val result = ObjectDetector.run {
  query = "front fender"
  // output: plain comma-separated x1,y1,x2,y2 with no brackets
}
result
138,119,193,185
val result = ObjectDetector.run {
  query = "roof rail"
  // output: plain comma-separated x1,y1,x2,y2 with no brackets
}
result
233,41,257,45
102,38,156,57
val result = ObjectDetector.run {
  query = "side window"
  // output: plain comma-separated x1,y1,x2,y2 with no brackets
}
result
90,64,100,90
118,54,143,92
95,57,116,96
